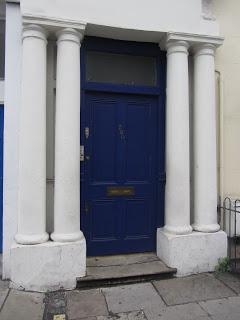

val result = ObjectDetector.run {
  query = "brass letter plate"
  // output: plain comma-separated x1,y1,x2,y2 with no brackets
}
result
107,186,135,197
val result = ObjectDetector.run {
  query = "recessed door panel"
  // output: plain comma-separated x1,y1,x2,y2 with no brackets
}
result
91,200,119,240
90,98,118,183
125,100,153,182
124,199,151,238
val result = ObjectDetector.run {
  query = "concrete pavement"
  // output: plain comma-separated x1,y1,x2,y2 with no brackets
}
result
1,272,240,319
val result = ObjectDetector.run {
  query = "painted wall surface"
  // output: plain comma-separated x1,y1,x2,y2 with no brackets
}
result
3,2,22,278
21,0,219,39
0,80,4,103
213,0,240,200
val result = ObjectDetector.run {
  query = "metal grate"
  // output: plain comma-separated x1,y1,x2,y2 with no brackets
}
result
218,197,240,272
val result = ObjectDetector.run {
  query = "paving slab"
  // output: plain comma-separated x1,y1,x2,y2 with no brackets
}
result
215,272,240,294
102,282,165,315
0,289,44,320
200,296,240,320
87,253,159,267
0,280,9,310
67,289,108,319
145,302,209,320
74,318,96,320
153,273,236,306
97,310,147,320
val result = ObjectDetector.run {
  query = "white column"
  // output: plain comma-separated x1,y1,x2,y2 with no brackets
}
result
15,25,49,244
51,28,84,242
193,43,220,233
164,40,192,235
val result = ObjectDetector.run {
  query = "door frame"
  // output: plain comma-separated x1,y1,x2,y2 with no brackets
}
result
80,37,166,249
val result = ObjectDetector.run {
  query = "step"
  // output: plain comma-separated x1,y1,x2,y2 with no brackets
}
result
77,253,176,289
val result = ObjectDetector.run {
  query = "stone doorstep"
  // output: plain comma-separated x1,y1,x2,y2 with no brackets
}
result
77,253,176,289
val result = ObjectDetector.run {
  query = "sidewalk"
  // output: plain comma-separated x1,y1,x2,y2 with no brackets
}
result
1,272,240,320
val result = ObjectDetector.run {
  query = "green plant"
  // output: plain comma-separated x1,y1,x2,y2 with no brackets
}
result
215,257,231,273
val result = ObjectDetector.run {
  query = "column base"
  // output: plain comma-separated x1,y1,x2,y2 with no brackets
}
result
163,225,192,235
10,238,86,292
15,232,49,245
157,228,227,277
51,230,84,242
192,223,220,233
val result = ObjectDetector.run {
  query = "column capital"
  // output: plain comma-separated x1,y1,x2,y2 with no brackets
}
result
22,24,48,43
193,43,216,58
160,32,224,51
57,28,84,45
166,40,189,56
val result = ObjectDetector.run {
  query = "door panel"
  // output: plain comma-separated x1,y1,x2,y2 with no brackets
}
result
91,200,119,240
90,98,118,183
125,101,151,182
81,92,158,255
124,199,151,238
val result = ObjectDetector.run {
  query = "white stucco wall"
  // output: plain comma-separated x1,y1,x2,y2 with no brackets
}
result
21,0,219,40
213,0,240,200
3,2,21,278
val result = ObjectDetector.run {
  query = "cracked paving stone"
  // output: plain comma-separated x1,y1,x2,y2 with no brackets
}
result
102,283,165,316
200,296,240,320
145,302,209,320
215,272,240,294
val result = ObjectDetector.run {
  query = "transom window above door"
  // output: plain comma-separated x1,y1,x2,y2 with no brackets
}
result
85,51,157,87
81,37,165,95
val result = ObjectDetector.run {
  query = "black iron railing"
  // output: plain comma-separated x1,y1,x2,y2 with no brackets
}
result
218,197,240,272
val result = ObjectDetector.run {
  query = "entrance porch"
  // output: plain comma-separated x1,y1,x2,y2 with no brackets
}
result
4,5,227,291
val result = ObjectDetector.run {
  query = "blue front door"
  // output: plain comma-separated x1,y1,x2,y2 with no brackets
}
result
0,105,3,253
81,92,159,255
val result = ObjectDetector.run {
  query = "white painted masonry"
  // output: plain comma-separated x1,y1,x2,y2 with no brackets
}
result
157,32,226,276
16,24,49,245
157,230,227,277
3,0,228,290
52,28,84,243
3,2,22,279
193,43,220,233
10,240,86,291
164,39,192,235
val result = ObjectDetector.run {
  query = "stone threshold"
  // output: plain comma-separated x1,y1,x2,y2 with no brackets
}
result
77,252,176,289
